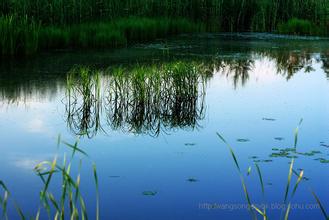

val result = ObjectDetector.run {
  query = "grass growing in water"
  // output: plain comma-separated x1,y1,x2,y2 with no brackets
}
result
217,120,307,220
0,137,99,219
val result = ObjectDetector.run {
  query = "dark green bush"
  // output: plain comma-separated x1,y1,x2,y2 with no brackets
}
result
278,18,323,36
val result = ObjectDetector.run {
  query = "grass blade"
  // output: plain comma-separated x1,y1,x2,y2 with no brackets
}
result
255,163,265,196
14,203,25,220
284,159,294,204
284,203,291,220
62,141,88,157
247,166,252,176
294,118,303,148
93,164,99,220
291,170,304,198
252,205,267,219
217,132,240,172
311,191,328,220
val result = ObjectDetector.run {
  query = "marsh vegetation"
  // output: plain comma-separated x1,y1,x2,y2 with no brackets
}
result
1,0,329,55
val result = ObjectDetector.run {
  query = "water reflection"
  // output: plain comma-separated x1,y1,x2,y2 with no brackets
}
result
65,62,210,137
65,67,102,138
321,51,329,78
1,45,329,137
220,59,254,89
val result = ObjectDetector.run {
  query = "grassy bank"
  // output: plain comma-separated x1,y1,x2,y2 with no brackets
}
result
1,0,328,32
278,18,324,36
1,16,205,56
1,0,329,56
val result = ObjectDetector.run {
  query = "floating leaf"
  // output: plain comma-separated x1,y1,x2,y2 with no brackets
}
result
237,139,250,143
142,191,157,196
187,178,198,182
262,118,276,121
184,143,196,146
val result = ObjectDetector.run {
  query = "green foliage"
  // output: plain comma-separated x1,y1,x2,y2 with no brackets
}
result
278,18,323,36
0,17,203,55
1,0,328,33
0,15,40,56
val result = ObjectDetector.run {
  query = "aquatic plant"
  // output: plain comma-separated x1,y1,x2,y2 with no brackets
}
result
0,137,99,219
217,120,306,219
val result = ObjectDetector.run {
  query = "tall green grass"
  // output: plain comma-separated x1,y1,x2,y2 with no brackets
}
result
0,16,204,55
1,0,328,33
0,15,40,55
0,137,99,219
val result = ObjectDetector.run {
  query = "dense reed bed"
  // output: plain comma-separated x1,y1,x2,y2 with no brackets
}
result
1,0,328,32
1,0,328,55
0,16,204,55
0,15,40,55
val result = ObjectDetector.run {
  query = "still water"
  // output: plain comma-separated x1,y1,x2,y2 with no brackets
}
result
0,33,329,219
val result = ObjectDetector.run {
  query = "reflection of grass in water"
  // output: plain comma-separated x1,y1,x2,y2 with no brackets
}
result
0,136,99,220
66,67,102,138
65,61,211,137
106,62,210,136
217,121,307,220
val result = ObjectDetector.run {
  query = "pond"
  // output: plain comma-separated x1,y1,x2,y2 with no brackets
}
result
0,33,329,219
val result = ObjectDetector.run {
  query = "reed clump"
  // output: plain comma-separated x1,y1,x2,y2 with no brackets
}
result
0,17,204,55
1,0,328,32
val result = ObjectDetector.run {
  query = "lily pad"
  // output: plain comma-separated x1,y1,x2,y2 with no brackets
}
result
310,150,322,154
319,159,329,164
237,139,250,143
262,118,276,121
185,143,196,146
143,191,157,196
270,152,289,158
187,178,198,182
